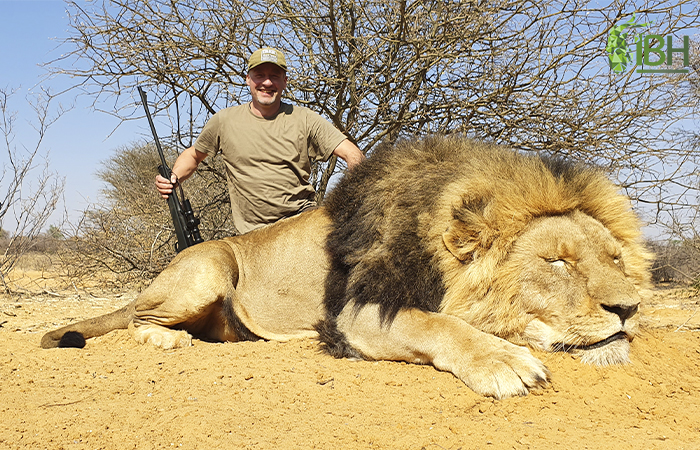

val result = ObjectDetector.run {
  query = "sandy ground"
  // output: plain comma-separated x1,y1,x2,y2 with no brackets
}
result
1,277,699,450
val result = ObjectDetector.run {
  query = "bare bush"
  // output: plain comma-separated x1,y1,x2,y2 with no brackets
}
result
48,0,700,281
52,0,700,205
0,87,66,292
648,239,700,286
59,142,232,287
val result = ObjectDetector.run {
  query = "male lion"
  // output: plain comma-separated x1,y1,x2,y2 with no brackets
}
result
42,137,651,399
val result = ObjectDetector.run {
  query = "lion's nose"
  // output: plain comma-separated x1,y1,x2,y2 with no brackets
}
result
602,303,639,324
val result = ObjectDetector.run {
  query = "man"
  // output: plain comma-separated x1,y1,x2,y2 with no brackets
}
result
156,47,364,234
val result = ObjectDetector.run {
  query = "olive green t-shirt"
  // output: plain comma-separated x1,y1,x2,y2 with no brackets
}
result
194,102,347,234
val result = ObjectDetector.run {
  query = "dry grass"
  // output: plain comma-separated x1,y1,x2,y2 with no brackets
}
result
3,251,132,296
10,252,57,272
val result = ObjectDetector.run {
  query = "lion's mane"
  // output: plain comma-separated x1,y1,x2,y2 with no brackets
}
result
319,137,649,356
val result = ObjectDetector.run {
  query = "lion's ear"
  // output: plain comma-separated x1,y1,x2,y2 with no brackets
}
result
442,220,480,262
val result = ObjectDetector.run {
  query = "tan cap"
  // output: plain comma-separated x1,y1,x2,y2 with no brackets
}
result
248,47,287,72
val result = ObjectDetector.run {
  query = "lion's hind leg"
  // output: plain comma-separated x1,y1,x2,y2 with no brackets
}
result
324,303,550,399
128,240,241,349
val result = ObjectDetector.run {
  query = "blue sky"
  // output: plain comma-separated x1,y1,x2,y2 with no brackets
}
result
1,0,144,231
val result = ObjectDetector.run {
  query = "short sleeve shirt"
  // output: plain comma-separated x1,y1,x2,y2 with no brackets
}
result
194,102,347,234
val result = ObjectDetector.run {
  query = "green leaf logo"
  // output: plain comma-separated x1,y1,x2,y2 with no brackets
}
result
606,14,653,73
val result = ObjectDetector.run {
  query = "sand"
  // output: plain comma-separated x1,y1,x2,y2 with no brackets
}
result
1,284,699,450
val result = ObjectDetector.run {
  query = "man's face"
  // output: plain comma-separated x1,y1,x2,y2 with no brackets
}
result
246,63,287,107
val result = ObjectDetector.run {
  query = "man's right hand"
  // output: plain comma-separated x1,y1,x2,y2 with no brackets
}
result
155,173,178,199
154,146,207,199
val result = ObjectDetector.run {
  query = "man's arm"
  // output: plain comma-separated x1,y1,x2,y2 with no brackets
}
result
155,146,208,199
332,139,365,170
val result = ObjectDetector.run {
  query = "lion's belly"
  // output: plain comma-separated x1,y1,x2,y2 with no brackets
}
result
230,209,330,340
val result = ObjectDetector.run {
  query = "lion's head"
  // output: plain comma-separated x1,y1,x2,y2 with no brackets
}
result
443,210,643,365
431,140,651,366
510,211,643,365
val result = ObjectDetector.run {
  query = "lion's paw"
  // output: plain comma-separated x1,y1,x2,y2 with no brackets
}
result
129,323,193,349
457,342,550,399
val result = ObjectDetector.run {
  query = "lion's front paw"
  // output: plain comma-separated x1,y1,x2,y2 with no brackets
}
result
452,341,550,399
129,323,193,349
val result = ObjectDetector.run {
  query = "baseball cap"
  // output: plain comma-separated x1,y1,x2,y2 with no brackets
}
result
248,48,287,72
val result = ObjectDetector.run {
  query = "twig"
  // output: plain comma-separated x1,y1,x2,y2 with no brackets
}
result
71,280,81,298
674,306,699,332
41,289,62,297
39,397,90,408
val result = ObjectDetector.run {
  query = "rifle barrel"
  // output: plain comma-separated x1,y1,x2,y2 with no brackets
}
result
138,87,170,175
138,86,202,252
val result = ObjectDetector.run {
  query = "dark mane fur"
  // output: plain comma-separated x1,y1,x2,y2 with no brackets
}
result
322,139,457,325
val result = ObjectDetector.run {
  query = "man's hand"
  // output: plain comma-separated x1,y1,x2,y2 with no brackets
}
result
154,146,208,199
155,173,178,199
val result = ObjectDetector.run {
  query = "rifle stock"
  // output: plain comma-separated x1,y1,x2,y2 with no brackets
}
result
138,87,203,252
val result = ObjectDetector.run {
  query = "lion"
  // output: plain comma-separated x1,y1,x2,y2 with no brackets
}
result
41,137,651,399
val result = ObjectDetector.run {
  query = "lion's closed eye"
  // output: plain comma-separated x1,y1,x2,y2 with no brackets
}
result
544,257,571,268
549,259,566,267
546,258,570,270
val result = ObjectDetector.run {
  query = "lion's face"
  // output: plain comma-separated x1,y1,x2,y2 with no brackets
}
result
503,211,641,365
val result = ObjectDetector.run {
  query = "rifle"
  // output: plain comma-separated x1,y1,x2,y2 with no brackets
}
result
138,86,203,253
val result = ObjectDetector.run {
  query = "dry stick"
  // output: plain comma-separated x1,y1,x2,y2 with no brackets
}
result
673,306,699,332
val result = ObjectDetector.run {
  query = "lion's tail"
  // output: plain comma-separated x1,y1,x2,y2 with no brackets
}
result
40,303,135,349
